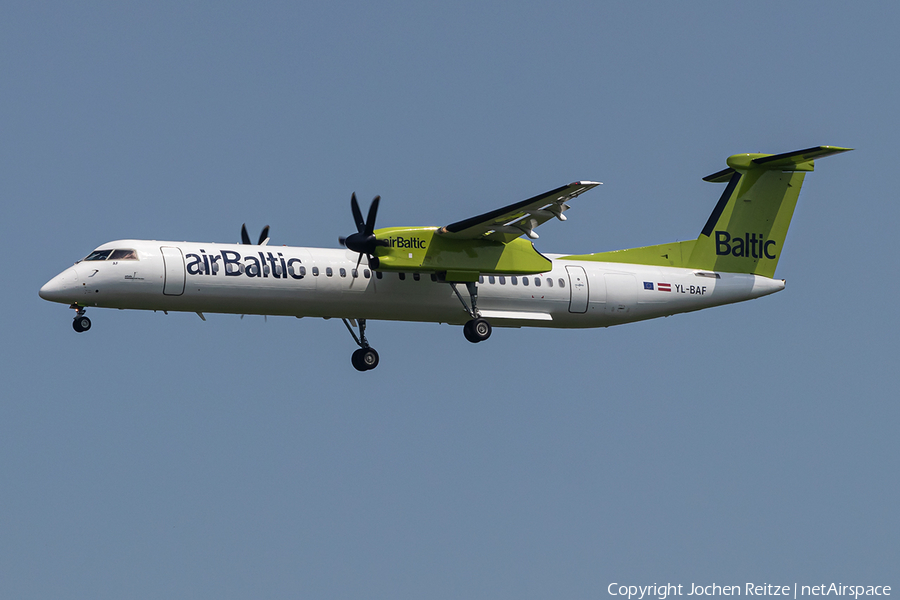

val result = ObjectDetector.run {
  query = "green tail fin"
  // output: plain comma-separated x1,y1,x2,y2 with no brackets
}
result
559,146,851,273
686,146,851,277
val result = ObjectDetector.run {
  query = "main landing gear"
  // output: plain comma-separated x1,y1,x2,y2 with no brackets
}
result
450,281,492,344
342,318,379,372
71,304,91,333
463,317,491,343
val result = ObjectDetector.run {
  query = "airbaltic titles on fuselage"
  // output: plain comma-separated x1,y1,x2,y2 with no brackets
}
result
185,249,305,279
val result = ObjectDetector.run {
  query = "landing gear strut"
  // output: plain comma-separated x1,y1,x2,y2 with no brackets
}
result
450,281,492,343
71,304,91,333
342,318,379,371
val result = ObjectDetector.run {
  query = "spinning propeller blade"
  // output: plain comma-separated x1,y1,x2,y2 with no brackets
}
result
240,224,271,245
351,193,365,234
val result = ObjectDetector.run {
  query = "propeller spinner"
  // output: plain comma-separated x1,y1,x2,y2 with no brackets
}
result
339,193,388,269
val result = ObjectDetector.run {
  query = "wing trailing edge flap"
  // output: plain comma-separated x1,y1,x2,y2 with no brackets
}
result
439,181,601,243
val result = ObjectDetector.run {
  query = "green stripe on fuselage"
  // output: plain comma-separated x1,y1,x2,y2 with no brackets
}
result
560,240,697,268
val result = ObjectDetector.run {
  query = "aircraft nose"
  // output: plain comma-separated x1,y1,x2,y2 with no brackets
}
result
39,267,79,303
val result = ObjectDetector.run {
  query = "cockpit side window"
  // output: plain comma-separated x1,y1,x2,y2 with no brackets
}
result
109,249,138,260
84,250,113,261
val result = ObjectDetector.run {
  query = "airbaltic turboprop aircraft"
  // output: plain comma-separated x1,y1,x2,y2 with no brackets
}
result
40,146,849,371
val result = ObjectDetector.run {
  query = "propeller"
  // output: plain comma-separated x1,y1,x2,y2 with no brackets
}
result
338,193,388,269
241,224,271,245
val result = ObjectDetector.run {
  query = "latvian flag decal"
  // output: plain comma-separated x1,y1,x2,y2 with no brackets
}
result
657,282,672,292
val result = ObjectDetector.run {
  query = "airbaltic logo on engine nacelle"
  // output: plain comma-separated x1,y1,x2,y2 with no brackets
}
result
715,231,777,259
386,236,426,249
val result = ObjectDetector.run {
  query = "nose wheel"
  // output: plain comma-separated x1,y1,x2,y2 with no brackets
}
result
73,316,92,332
70,305,91,333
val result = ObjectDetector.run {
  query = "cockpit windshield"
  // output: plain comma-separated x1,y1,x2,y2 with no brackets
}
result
83,249,138,261
84,250,113,261
109,249,138,260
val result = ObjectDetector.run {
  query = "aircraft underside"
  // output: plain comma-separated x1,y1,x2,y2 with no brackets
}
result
40,241,784,370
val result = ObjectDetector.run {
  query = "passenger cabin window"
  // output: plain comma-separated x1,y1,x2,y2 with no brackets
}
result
534,277,541,287
376,271,383,279
413,273,420,281
511,276,518,285
522,277,528,286
312,266,319,276
488,275,495,284
399,273,406,281
339,268,346,277
431,274,437,282
499,276,506,285
478,275,484,284
351,268,358,278
558,278,566,288
546,277,553,287
299,266,307,277
326,267,333,277
364,269,370,279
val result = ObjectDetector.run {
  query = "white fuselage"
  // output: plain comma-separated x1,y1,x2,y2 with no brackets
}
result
40,239,785,328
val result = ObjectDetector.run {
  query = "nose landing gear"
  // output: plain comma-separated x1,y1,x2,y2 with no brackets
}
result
70,305,91,333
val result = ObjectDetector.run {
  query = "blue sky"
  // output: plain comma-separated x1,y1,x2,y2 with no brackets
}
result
2,2,898,598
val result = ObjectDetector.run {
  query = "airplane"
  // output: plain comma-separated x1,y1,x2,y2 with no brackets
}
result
40,145,850,371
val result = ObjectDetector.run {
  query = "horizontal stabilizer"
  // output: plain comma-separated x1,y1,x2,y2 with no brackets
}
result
703,145,852,182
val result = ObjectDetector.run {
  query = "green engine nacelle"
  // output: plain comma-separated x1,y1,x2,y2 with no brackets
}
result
372,227,551,282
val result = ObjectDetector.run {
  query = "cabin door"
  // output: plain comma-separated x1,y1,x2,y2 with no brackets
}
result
566,265,589,313
161,247,186,296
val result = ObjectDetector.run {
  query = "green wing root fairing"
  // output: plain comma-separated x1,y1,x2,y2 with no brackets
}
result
372,227,552,282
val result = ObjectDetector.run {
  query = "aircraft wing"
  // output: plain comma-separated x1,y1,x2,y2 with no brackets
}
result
438,181,601,243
